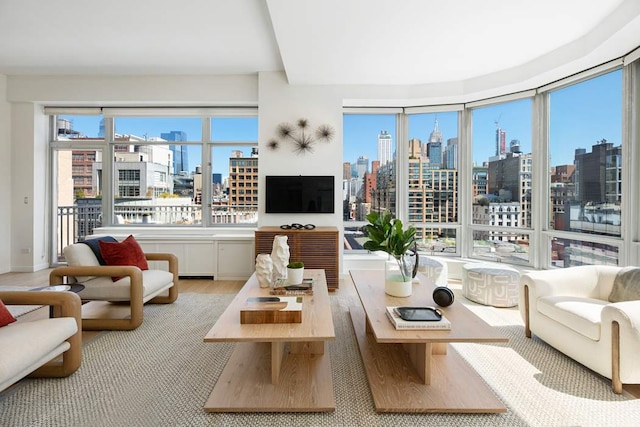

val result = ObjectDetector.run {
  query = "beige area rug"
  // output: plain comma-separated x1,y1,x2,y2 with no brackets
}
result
1,289,639,427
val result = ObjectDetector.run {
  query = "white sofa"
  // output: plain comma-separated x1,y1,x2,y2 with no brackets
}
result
0,291,82,392
520,265,640,393
50,242,179,330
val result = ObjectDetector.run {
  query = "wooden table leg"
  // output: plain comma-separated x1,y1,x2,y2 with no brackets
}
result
271,341,286,384
290,341,324,355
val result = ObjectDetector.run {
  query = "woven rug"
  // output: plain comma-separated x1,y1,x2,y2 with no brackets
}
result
1,289,639,427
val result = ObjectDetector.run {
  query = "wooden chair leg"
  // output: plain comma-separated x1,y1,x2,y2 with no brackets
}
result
612,321,623,394
523,284,531,338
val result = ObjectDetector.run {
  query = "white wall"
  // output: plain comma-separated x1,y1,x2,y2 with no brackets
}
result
0,76,10,273
258,71,345,272
10,102,49,272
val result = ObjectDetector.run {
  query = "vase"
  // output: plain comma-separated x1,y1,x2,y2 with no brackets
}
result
255,254,273,288
385,255,413,297
270,235,290,281
287,267,304,285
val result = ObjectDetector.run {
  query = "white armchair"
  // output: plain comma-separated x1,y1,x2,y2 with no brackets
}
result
0,291,82,392
520,265,640,393
50,241,178,331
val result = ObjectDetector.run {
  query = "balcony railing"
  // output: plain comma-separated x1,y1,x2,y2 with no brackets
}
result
56,204,258,260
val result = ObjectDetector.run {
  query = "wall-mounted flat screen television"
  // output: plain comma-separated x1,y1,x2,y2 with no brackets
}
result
265,175,335,214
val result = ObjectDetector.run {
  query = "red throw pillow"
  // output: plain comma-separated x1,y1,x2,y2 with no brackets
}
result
99,235,149,281
0,299,17,327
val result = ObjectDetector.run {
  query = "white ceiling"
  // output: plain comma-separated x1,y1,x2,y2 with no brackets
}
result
1,0,639,90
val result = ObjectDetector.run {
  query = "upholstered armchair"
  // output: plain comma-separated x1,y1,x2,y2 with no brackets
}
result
520,265,640,393
50,237,179,331
0,291,82,392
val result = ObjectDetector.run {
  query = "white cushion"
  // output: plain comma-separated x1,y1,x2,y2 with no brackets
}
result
538,295,607,341
0,317,77,388
64,243,101,282
78,269,174,301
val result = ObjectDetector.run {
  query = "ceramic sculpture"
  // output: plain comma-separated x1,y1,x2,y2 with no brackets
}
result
255,254,273,288
270,235,290,281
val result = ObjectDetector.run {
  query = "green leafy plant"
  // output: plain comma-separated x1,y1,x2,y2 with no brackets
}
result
363,211,416,281
287,261,304,269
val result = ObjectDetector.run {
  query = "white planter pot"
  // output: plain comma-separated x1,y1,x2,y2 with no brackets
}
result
286,267,304,285
385,276,413,297
385,258,412,297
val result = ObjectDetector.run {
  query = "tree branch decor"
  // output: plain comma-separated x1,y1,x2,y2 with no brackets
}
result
268,118,335,154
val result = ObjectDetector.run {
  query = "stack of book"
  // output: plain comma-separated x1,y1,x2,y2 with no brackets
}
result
385,306,451,330
270,278,314,295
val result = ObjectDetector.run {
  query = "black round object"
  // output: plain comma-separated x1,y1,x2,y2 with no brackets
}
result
433,286,455,307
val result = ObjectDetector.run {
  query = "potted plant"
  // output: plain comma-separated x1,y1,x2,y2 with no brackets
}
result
286,261,304,285
363,211,416,297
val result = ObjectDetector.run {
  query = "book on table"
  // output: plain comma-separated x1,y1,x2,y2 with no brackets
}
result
385,306,451,330
240,296,303,324
270,278,314,295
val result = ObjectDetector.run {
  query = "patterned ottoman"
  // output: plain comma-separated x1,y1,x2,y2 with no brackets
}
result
462,263,520,307
417,256,448,287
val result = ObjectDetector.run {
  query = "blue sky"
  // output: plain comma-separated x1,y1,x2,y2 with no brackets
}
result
344,69,622,168
62,69,622,177
61,116,258,177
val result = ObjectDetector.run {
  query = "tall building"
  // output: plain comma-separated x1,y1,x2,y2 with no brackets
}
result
495,128,506,156
161,131,189,174
408,138,422,159
472,165,488,196
356,156,369,179
443,138,458,169
377,130,392,165
407,153,458,237
426,119,443,168
343,162,352,180
227,152,258,211
574,140,621,204
426,141,442,168
487,152,532,230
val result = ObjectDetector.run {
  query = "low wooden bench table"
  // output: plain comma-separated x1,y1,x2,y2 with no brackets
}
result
203,269,335,412
349,269,508,413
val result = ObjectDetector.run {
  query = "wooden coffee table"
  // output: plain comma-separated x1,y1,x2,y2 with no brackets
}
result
349,269,508,413
203,269,335,412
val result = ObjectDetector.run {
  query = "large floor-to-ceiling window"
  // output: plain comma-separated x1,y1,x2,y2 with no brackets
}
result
468,97,533,265
406,108,461,255
342,111,399,251
48,108,258,262
343,56,638,269
544,69,623,267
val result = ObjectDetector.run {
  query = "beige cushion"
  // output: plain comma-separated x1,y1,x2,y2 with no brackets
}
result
538,295,607,341
0,317,77,390
609,267,640,302
63,244,101,282
78,269,174,302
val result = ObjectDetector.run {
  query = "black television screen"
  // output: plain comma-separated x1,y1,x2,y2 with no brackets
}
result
265,175,335,214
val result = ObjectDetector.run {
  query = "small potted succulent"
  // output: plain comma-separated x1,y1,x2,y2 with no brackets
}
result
286,261,305,285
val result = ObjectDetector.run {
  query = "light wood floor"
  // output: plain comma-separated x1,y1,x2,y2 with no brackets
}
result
1,269,638,398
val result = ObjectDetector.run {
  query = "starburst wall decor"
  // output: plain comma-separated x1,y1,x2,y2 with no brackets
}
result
268,118,335,154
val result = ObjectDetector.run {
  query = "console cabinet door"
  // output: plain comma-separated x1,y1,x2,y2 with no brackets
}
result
217,241,254,280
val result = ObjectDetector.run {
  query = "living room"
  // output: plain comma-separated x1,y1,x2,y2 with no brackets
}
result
2,1,640,425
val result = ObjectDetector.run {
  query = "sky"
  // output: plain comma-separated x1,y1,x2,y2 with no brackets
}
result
343,69,623,168
61,68,623,178
61,116,258,178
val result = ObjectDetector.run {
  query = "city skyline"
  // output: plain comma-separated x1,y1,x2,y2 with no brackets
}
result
344,69,622,169
59,116,259,180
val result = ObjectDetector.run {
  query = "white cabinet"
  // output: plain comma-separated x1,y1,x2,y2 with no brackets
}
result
216,240,255,279
93,230,255,279
137,238,216,277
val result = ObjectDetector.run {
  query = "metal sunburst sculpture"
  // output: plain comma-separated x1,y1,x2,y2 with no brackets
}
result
273,118,335,154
